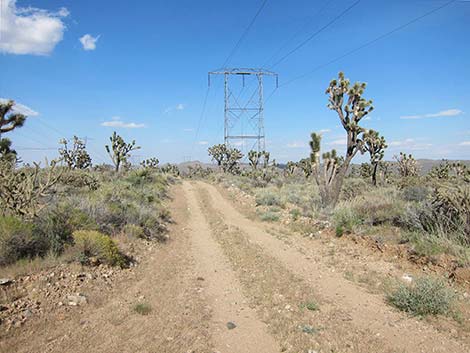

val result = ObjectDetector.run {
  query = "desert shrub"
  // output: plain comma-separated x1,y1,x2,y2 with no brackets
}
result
35,204,98,254
72,230,126,267
290,208,302,221
0,216,48,266
401,185,430,202
255,189,283,207
258,210,280,222
133,302,152,315
123,224,145,239
401,184,469,245
332,205,361,236
340,178,370,201
387,276,455,317
59,170,99,190
351,188,405,226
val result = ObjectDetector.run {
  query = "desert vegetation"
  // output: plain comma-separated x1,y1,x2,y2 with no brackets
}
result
0,100,177,272
204,73,470,320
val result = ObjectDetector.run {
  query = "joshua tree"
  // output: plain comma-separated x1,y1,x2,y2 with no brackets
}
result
105,131,140,172
0,100,26,137
321,72,374,207
395,152,419,178
0,100,27,163
363,129,387,186
261,151,270,169
0,138,18,163
208,143,243,174
285,161,296,176
208,144,226,168
222,147,243,174
308,132,343,205
298,158,312,179
248,150,261,170
58,136,92,170
140,157,159,169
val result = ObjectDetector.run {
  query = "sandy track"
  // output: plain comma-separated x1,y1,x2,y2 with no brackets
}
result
1,184,213,353
196,180,468,353
182,182,280,353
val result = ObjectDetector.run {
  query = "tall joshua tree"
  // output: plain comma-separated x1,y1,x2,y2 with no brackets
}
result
0,100,27,162
105,131,140,172
320,72,374,207
363,129,387,186
248,150,261,170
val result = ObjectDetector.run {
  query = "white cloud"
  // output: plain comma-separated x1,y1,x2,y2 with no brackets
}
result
164,103,185,114
101,117,144,129
389,138,432,150
400,109,463,120
79,34,100,51
197,141,208,145
0,98,38,116
0,0,68,55
286,141,306,148
319,129,331,134
459,141,470,146
183,128,194,132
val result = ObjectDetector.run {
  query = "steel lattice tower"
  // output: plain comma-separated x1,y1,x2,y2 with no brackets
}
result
208,68,278,152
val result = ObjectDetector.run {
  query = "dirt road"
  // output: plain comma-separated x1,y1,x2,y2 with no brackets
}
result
2,180,468,353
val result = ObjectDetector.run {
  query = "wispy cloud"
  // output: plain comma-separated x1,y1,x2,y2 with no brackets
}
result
286,141,306,148
79,34,100,51
459,141,470,146
183,128,194,132
0,98,39,116
101,116,144,129
164,103,186,114
319,129,331,134
400,109,463,120
197,141,208,145
389,138,432,150
0,0,69,55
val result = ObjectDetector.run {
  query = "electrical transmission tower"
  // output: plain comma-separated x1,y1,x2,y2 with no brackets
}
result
208,68,278,152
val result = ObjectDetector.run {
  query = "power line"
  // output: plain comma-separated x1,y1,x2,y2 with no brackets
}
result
222,0,269,67
193,86,211,146
262,0,336,68
270,0,361,68
266,0,457,100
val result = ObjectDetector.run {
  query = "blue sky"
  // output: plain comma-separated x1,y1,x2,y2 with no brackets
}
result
1,0,469,164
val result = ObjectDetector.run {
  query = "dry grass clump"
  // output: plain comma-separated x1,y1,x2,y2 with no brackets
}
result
387,276,456,317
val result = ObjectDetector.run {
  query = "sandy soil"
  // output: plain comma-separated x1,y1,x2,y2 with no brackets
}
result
1,180,468,353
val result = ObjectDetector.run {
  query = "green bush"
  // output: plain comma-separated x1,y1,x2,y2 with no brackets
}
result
0,216,48,266
258,210,280,222
72,230,126,267
352,188,405,226
401,185,430,202
255,190,283,207
123,224,145,239
332,205,361,235
387,276,455,317
341,177,370,201
36,204,97,254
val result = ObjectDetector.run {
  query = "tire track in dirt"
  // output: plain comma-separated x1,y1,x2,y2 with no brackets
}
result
1,184,213,353
197,181,469,353
194,184,388,353
182,182,280,353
